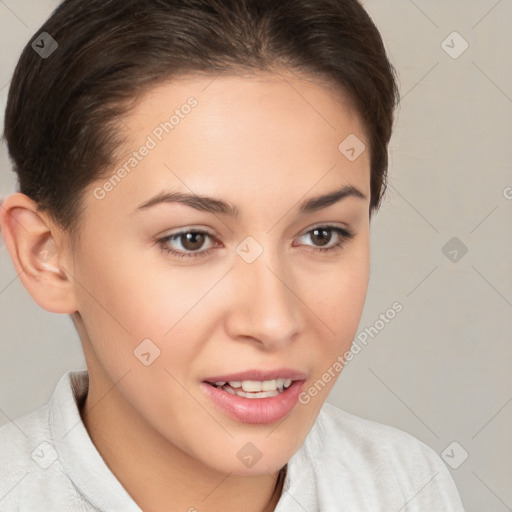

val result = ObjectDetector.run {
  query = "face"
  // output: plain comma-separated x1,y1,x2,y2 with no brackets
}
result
69,71,371,476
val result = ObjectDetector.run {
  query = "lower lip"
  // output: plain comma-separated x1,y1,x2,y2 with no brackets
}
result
200,380,305,424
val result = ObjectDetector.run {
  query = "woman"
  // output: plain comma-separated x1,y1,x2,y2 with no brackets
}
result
0,0,465,510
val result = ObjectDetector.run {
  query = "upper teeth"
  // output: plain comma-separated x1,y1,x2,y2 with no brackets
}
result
214,379,293,392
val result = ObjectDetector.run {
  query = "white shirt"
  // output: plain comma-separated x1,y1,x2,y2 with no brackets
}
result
0,370,465,511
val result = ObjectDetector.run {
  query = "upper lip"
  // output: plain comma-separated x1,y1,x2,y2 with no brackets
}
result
203,368,308,383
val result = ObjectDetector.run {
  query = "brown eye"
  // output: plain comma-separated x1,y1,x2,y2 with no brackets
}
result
158,229,218,259
296,225,354,254
310,227,332,247
180,231,207,251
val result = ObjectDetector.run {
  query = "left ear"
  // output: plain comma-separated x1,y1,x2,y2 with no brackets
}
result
0,192,79,314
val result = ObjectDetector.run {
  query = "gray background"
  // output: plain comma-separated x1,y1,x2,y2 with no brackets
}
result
1,1,511,510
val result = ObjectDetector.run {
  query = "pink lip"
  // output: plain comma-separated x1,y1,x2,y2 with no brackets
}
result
203,368,308,383
200,379,306,424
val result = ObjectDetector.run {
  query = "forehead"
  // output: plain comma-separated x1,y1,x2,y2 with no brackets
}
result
88,71,371,221
123,70,367,145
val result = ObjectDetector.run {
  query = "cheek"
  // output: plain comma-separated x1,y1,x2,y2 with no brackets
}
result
302,237,370,395
76,240,192,334
315,239,370,334
296,247,369,409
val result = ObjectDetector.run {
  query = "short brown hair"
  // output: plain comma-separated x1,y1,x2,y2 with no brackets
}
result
3,0,399,246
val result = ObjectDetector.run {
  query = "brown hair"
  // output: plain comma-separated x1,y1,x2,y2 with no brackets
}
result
3,0,399,247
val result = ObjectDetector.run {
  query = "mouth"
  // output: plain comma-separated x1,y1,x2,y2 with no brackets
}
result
204,378,295,398
201,369,307,424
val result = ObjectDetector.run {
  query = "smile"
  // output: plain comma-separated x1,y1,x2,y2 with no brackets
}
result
208,379,294,398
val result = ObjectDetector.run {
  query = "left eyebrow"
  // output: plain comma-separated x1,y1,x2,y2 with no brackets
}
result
298,185,366,214
134,185,367,216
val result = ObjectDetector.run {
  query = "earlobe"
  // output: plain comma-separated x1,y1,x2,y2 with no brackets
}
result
0,192,78,314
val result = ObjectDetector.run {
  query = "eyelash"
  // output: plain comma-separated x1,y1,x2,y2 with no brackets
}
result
157,225,354,260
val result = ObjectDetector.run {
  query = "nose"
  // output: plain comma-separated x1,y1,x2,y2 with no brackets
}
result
224,245,305,350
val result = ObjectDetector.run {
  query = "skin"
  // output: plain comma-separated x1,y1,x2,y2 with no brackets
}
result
0,70,372,511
